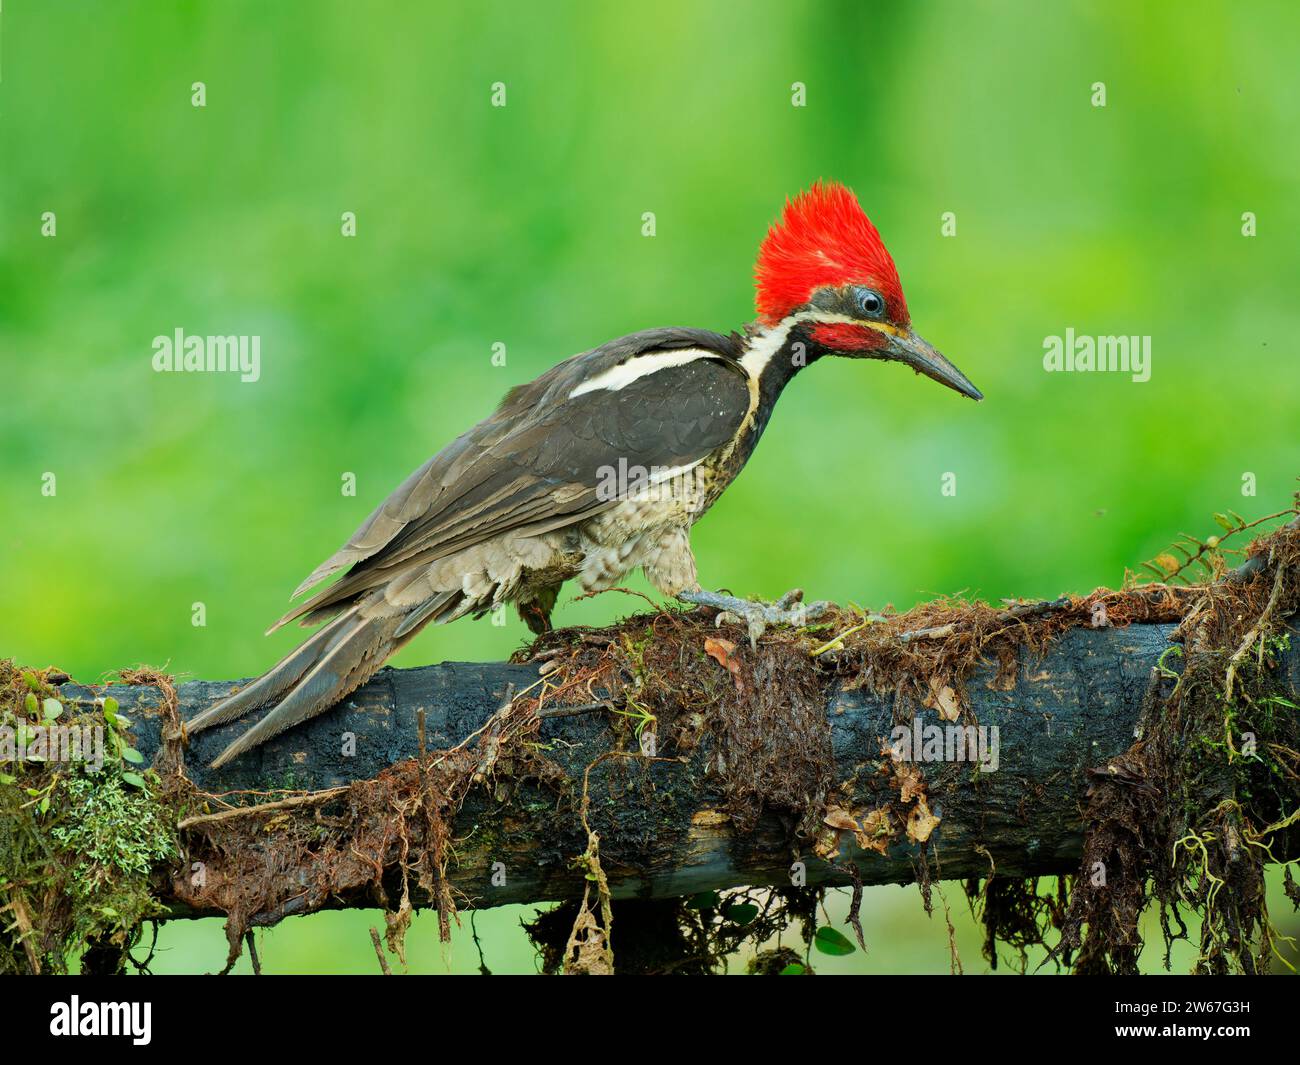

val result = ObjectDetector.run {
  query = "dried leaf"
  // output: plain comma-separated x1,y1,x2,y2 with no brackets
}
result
893,761,926,805
852,807,894,855
927,678,960,722
703,636,744,692
564,905,613,975
906,796,941,843
822,807,859,832
812,826,841,860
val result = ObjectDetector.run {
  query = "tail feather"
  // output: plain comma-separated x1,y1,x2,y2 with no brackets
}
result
186,610,357,735
207,611,405,769
394,590,462,638
194,587,477,768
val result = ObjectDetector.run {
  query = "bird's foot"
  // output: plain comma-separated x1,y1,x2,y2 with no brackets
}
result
678,588,830,648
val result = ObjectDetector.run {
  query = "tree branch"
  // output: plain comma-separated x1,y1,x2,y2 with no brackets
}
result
54,605,1300,920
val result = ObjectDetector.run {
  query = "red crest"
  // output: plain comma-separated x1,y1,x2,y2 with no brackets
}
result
754,181,907,327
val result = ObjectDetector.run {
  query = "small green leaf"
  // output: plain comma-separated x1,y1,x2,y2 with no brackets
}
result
814,926,856,956
778,963,806,975
39,796,50,814
686,891,721,910
24,693,38,716
121,746,145,765
0,774,16,785
42,698,63,720
121,771,146,789
103,696,119,714
723,902,759,925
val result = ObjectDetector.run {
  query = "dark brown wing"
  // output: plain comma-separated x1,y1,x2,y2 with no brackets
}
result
271,328,749,631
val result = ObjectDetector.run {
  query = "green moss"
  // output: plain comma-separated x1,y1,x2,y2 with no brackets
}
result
0,662,179,974
49,773,177,952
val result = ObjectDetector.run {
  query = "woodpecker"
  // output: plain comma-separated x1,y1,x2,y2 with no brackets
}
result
188,181,982,767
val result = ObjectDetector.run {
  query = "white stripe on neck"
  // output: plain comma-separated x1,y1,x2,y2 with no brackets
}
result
569,309,864,400
739,311,860,379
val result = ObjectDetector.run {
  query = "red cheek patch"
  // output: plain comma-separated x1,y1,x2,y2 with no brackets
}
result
809,322,886,352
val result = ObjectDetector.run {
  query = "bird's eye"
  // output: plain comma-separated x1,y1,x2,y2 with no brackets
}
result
855,288,885,318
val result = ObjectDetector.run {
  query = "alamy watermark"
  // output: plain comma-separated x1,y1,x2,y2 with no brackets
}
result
1,722,105,771
152,328,261,383
889,715,999,772
1043,328,1150,383
595,458,707,510
49,996,151,1045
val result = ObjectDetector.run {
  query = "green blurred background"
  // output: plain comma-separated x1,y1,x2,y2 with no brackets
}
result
2,0,1298,973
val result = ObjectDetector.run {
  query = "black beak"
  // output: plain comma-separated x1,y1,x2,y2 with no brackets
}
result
886,328,983,401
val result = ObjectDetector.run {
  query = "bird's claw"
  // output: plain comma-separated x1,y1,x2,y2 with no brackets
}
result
680,588,830,648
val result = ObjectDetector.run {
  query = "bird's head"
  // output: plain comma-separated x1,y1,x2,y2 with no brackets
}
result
754,181,982,400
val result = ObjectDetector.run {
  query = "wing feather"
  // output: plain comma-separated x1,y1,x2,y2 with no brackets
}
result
276,329,748,629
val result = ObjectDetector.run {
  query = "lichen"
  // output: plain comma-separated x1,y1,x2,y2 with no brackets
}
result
0,663,177,974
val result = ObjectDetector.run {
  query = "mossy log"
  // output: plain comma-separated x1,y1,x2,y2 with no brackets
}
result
56,615,1300,921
